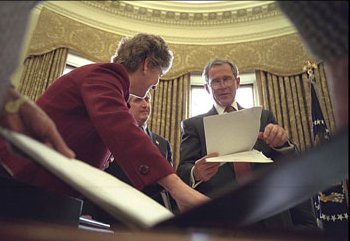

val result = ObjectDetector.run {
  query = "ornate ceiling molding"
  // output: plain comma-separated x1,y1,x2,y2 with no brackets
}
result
41,1,297,45
81,1,280,26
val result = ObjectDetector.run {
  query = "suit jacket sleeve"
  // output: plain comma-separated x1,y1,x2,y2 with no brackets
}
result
255,110,297,162
177,116,206,185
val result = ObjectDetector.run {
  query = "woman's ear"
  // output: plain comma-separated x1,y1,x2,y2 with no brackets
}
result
143,58,150,73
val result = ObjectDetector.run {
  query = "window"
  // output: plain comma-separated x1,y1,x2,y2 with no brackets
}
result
63,51,94,74
63,64,76,75
190,72,258,117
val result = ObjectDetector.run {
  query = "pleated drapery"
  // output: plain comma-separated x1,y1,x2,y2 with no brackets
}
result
148,74,191,168
18,48,68,101
255,63,335,152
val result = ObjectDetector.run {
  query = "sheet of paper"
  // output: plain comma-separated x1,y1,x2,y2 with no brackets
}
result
206,149,272,163
204,106,263,156
203,106,272,163
0,128,174,230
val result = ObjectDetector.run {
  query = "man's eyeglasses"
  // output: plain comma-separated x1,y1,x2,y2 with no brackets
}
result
209,76,236,89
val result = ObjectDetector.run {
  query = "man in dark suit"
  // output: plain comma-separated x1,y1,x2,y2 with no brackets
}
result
105,92,176,213
177,59,317,230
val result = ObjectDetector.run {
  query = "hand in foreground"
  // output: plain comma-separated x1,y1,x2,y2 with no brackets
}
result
158,173,210,212
1,88,75,159
257,123,288,148
193,152,220,182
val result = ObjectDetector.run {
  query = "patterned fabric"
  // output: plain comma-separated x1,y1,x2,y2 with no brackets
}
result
311,83,348,233
278,1,348,62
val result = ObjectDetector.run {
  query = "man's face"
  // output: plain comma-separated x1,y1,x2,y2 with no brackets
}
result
205,63,240,107
128,94,151,126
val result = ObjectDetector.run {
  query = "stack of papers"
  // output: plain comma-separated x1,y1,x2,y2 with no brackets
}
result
203,106,272,163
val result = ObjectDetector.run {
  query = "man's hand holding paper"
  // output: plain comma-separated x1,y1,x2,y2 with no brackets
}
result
193,153,220,182
204,106,273,163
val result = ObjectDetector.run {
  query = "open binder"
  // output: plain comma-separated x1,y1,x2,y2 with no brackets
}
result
0,127,173,230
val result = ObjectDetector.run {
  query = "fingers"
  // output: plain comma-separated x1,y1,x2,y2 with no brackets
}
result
270,128,287,147
196,153,220,168
260,124,288,148
194,153,221,181
205,152,219,158
1,113,27,134
201,166,219,181
46,125,75,159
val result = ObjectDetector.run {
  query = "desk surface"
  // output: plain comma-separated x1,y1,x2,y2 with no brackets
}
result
0,220,346,241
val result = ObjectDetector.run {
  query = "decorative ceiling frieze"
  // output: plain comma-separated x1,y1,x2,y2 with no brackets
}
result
81,1,280,26
41,1,296,45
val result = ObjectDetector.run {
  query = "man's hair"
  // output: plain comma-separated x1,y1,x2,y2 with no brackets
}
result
111,33,174,75
128,91,152,104
202,59,239,84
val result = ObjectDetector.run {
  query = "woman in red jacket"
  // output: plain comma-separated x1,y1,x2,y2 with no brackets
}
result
4,33,209,212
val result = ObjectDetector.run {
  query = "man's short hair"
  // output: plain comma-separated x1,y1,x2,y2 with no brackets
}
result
202,59,239,84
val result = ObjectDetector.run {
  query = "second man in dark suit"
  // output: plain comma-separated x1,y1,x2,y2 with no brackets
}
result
106,91,176,213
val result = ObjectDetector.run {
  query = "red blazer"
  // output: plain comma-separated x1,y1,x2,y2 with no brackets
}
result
1,63,174,197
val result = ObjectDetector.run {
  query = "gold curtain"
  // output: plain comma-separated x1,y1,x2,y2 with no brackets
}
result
256,63,335,152
148,73,191,168
18,48,68,101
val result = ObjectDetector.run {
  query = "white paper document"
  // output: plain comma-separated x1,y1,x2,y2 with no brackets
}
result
0,128,174,230
203,106,272,163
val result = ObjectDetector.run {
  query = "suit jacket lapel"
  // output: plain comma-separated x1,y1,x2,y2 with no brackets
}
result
147,128,166,158
146,128,159,147
145,128,153,140
206,106,218,116
237,103,244,111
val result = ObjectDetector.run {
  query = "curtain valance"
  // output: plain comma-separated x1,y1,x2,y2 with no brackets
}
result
27,7,318,79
